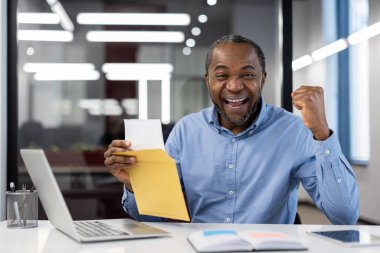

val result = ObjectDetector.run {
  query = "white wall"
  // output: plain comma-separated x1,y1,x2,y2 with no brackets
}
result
293,0,326,203
354,0,380,224
0,0,7,220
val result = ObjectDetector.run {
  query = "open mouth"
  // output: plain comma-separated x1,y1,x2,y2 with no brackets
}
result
224,97,248,109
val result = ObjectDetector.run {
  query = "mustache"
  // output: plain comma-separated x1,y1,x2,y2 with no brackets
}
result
211,98,261,127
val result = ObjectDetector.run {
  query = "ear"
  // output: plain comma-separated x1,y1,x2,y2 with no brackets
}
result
205,73,210,89
261,71,267,90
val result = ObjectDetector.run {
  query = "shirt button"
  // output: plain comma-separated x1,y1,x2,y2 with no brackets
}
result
337,178,342,183
325,149,330,155
232,138,237,142
249,130,254,135
228,190,234,196
228,164,234,169
225,217,231,222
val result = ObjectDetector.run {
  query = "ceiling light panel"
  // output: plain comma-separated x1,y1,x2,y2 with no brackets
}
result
18,13,60,24
103,63,173,80
18,30,73,42
77,13,190,26
348,21,380,45
23,63,99,81
87,31,185,43
34,71,100,81
292,55,312,71
24,63,95,73
311,39,348,61
45,0,74,31
102,63,173,73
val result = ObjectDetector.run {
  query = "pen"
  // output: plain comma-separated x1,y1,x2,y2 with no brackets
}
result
10,182,15,192
22,184,26,226
10,182,21,227
13,185,35,227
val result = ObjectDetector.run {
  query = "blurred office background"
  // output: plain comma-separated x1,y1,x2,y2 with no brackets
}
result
1,0,380,224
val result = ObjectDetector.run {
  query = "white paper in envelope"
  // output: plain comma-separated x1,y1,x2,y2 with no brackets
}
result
124,119,165,150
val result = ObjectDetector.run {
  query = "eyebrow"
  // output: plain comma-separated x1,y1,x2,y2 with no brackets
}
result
241,65,256,71
213,65,256,72
213,65,228,72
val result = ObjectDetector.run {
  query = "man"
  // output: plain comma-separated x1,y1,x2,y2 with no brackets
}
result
104,34,359,224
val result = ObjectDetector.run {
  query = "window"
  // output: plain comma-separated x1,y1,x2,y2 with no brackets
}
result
293,0,371,164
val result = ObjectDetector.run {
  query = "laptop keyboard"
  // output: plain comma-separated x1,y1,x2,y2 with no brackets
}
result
74,221,129,238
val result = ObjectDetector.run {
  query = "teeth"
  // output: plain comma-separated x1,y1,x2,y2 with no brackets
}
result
226,98,245,102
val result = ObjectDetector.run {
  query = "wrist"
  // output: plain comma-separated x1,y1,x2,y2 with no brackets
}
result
312,127,331,141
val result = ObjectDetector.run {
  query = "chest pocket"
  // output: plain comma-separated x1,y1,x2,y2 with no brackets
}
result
181,141,228,195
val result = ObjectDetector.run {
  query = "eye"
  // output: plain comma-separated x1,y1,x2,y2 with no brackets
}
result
242,73,255,79
215,73,228,80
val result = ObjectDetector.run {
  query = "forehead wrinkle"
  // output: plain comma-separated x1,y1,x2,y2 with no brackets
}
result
210,44,262,71
212,64,256,73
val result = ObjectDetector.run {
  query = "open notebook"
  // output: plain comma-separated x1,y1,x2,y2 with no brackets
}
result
188,229,307,252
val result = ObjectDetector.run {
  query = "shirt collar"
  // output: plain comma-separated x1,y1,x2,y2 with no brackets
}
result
207,97,268,133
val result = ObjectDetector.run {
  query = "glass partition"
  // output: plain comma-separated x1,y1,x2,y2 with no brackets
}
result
16,0,282,219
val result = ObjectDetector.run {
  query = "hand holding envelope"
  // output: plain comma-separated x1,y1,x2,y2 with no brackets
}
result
111,119,190,221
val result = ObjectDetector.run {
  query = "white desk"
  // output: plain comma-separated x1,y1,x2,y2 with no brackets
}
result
1,220,380,253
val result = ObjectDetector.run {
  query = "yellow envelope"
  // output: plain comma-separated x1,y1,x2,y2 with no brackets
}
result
114,149,190,221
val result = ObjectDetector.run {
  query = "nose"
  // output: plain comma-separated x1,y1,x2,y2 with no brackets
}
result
226,77,244,92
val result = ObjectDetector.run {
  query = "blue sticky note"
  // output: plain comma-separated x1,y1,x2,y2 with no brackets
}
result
203,230,237,236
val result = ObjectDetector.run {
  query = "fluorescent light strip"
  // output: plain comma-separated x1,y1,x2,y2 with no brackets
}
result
106,72,167,80
45,0,56,5
45,0,74,31
87,31,184,43
79,99,122,115
138,80,148,120
77,13,190,26
24,63,95,73
50,1,74,31
161,76,171,124
101,99,123,115
293,21,380,71
18,30,73,42
103,63,173,73
292,55,312,71
89,107,122,116
311,39,348,61
348,21,380,45
17,13,60,24
80,99,123,116
103,63,173,80
121,98,138,115
103,63,172,123
78,99,102,109
34,70,100,81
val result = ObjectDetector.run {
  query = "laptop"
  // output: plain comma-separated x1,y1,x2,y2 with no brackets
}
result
20,149,169,243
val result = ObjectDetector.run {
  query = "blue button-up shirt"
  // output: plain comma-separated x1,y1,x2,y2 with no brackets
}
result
122,99,359,224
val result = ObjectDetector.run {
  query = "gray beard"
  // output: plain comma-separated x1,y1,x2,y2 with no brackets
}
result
215,102,259,128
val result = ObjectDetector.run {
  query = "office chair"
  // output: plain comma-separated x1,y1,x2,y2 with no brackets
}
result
294,212,302,224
